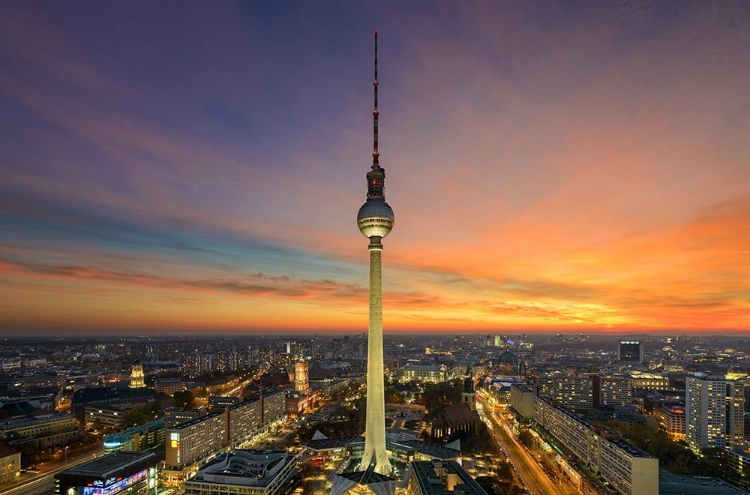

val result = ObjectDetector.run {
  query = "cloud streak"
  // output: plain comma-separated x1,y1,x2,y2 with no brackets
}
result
1,1,749,333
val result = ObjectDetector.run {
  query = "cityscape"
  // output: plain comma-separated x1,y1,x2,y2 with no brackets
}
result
2,2,750,495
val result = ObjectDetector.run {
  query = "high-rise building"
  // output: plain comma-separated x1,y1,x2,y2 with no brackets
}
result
594,374,633,407
538,372,593,410
685,374,745,454
618,341,644,362
357,30,394,476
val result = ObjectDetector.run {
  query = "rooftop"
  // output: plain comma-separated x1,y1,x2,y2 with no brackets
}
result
59,451,157,478
411,460,488,495
190,450,296,488
659,474,747,495
169,411,222,430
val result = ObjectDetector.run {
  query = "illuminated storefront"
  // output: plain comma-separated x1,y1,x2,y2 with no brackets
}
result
55,451,158,495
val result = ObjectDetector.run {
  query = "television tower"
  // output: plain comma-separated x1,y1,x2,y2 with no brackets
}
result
357,30,394,476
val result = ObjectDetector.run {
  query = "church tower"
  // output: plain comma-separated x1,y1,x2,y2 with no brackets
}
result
462,363,476,412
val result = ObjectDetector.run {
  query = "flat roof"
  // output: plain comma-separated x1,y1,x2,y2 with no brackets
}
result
305,436,363,451
660,474,747,495
170,411,222,430
59,451,157,478
390,440,461,460
412,460,488,495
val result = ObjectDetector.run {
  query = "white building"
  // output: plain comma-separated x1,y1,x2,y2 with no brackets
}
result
534,396,658,495
509,384,535,420
398,363,446,384
685,374,745,454
184,450,298,495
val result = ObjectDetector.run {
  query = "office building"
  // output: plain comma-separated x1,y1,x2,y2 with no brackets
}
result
629,372,670,391
154,378,185,396
653,405,685,440
398,363,446,384
54,451,158,495
685,374,745,453
84,404,129,428
184,450,299,495
618,341,644,362
0,413,76,441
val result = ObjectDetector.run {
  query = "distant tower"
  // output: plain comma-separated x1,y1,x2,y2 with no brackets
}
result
130,361,145,388
295,361,309,395
462,363,476,412
358,30,394,476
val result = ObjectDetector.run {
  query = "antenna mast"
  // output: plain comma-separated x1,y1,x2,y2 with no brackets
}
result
372,30,380,170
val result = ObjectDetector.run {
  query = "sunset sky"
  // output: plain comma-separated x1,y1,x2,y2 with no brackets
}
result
1,2,749,334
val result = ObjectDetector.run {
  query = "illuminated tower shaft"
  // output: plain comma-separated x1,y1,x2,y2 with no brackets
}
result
361,238,389,473
357,30,393,475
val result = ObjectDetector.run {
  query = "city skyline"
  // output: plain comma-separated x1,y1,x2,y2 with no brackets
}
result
2,2,750,335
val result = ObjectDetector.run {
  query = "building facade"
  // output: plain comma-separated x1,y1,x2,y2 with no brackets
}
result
183,450,299,495
54,451,158,495
509,384,535,420
0,445,20,484
538,372,593,410
534,396,658,495
618,341,644,362
103,419,165,453
685,374,745,453
398,363,446,384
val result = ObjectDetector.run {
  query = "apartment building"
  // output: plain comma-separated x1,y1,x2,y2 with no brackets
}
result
537,372,593,410
509,383,535,420
685,374,745,454
534,396,658,495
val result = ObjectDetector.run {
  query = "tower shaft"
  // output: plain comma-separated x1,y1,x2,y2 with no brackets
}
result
360,239,390,474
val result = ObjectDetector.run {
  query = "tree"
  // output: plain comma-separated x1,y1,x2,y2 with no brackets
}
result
496,460,513,480
518,428,534,449
123,408,152,428
173,390,195,409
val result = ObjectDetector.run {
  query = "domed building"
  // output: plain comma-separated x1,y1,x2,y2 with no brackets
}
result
497,349,517,375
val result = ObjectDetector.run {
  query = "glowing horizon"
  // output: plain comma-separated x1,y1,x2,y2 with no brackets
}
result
1,2,749,334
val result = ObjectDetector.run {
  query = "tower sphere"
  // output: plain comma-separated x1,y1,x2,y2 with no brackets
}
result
357,199,394,238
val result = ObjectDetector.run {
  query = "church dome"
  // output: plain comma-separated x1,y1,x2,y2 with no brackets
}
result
498,351,517,364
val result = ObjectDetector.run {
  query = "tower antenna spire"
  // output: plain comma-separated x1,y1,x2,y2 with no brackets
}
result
372,30,380,170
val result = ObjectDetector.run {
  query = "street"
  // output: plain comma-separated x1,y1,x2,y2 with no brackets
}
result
1,444,104,495
477,394,577,495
